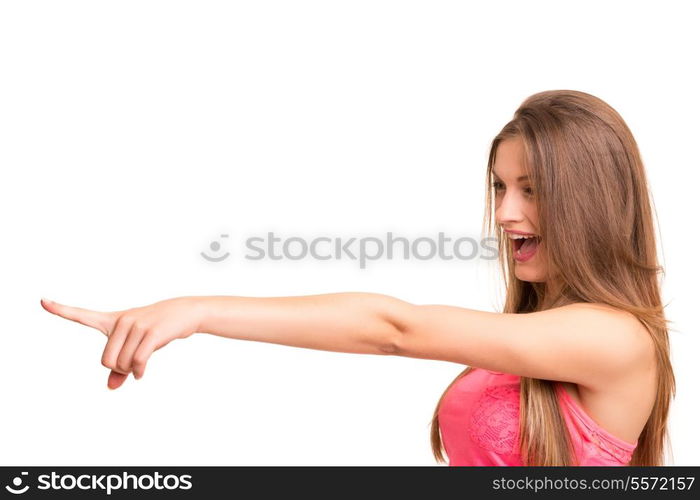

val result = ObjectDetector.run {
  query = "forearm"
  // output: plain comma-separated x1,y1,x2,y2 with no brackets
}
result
194,292,409,355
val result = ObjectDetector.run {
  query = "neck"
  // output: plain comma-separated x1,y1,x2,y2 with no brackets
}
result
538,278,566,310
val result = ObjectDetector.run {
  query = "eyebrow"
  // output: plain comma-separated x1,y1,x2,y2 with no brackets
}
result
493,173,530,182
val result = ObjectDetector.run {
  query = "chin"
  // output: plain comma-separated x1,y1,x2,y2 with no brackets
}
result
514,265,547,283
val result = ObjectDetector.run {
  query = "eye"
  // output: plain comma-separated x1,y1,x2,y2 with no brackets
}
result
524,187,534,196
492,181,504,191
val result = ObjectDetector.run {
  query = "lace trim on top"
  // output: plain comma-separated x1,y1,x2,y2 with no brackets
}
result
467,382,520,455
554,382,638,463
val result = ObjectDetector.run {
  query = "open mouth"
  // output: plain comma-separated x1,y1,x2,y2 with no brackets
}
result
512,236,541,261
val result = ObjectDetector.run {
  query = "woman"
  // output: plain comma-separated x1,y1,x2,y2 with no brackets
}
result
41,90,674,466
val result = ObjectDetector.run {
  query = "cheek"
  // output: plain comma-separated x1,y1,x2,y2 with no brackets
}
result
526,206,538,224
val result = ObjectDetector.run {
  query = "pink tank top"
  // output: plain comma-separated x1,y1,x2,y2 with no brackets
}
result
438,368,638,466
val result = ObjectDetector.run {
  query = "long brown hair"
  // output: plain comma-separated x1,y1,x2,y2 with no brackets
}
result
430,90,675,465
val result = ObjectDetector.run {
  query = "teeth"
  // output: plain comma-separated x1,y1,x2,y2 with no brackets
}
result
507,233,538,239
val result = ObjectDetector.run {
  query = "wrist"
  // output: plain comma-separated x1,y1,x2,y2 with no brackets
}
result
190,296,211,334
170,295,212,336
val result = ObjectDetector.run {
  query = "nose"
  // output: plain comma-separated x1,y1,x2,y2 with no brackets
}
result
495,190,525,227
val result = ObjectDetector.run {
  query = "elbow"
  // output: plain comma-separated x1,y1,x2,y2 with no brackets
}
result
376,310,411,356
370,293,413,356
377,325,402,355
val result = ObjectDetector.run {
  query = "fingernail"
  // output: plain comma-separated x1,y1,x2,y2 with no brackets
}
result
41,297,53,304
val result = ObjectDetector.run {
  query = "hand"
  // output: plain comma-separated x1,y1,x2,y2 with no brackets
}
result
40,296,202,390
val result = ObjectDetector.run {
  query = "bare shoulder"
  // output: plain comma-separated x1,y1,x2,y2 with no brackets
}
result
565,302,656,387
570,302,654,352
564,303,658,443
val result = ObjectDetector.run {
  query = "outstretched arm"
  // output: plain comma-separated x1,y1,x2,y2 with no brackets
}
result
41,294,651,392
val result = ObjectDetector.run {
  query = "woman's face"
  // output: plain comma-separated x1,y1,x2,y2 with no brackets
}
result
492,136,548,283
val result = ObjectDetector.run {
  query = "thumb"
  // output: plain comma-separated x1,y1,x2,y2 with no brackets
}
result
41,298,115,337
107,370,129,390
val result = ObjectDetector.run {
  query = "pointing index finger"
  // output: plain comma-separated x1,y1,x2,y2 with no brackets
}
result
41,298,113,336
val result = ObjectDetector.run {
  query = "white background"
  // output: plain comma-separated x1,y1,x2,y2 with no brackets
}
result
1,0,697,465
